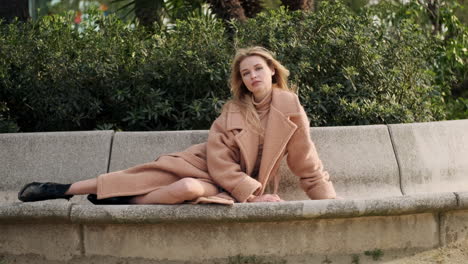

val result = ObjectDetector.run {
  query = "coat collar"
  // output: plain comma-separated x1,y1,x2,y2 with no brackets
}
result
225,88,302,194
226,88,301,130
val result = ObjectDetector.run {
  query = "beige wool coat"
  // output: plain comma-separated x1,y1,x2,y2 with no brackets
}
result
97,88,336,204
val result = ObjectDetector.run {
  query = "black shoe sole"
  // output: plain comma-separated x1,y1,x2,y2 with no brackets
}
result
87,194,134,205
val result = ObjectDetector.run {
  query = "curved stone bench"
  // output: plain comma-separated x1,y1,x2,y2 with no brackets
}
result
388,120,468,194
1,119,468,263
0,131,113,202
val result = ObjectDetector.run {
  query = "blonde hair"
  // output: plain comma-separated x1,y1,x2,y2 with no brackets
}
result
226,46,294,134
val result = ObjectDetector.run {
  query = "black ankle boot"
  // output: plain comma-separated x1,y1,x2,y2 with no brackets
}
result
18,182,73,202
87,194,134,205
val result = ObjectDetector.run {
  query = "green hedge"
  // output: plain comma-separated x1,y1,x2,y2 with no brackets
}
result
0,2,452,132
234,3,446,125
0,13,231,132
365,0,468,122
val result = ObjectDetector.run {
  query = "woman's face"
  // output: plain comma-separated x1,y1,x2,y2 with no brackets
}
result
239,55,275,101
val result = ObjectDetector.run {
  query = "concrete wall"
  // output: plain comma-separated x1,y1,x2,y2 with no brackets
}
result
2,120,468,202
1,194,467,263
388,120,468,195
279,125,401,200
1,119,468,263
0,131,113,202
104,125,402,201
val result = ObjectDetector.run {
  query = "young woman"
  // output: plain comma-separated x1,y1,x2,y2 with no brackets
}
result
18,46,336,205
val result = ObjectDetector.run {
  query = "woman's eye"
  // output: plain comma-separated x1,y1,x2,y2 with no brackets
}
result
242,72,249,76
256,67,263,71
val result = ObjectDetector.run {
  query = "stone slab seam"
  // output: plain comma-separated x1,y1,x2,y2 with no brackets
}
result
386,125,405,195
106,131,116,173
454,192,461,207
70,203,86,256
79,224,85,256
437,211,443,247
439,211,448,246
67,202,72,219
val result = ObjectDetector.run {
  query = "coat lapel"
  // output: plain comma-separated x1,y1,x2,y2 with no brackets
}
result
226,107,259,176
225,89,299,193
256,105,297,194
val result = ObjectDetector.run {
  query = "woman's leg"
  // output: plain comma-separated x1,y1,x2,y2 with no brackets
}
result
65,178,97,195
131,177,218,204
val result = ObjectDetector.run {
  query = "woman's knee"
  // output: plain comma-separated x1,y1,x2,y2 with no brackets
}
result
173,178,204,198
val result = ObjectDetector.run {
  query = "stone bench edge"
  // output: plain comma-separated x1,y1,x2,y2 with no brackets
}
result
1,192,465,224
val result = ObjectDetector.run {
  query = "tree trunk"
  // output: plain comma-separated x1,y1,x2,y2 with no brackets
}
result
281,0,314,11
0,0,29,23
207,0,247,22
134,0,163,27
418,0,441,35
241,0,263,18
428,0,441,35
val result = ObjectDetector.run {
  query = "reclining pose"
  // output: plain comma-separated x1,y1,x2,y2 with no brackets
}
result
18,46,337,205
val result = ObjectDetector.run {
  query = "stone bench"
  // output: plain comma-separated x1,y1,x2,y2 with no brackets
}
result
1,119,468,263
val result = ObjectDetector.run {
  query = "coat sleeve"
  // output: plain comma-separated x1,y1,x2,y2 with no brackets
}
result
206,111,262,203
286,102,336,200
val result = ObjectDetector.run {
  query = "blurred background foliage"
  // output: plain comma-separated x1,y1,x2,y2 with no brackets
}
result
0,0,467,132
25,0,468,26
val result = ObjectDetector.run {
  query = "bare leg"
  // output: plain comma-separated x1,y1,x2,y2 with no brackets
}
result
131,177,218,204
65,178,97,195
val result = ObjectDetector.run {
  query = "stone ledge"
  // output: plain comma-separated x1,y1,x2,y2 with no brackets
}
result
70,200,304,224
0,193,458,224
0,200,71,223
303,192,458,218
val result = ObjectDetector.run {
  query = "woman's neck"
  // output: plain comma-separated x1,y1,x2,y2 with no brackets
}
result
253,88,272,103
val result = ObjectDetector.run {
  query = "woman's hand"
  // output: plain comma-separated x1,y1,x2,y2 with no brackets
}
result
247,194,283,203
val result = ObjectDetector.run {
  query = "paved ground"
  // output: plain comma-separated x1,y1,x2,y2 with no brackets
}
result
388,241,468,264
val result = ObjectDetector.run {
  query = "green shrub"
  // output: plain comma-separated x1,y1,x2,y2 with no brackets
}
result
367,0,468,119
0,11,230,132
446,97,468,119
0,2,453,132
364,248,384,261
0,102,19,133
234,2,445,126
0,13,147,131
137,17,231,130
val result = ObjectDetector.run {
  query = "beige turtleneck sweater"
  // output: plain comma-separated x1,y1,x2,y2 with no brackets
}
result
251,90,272,178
